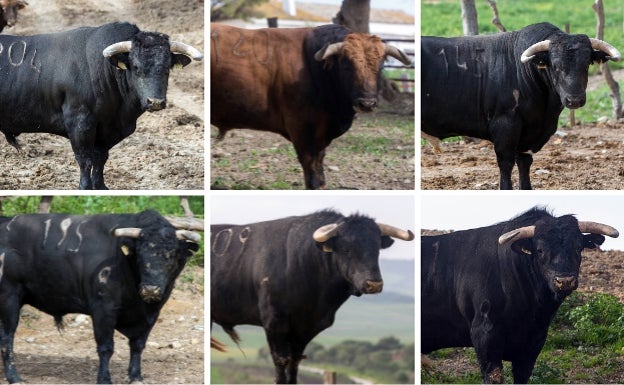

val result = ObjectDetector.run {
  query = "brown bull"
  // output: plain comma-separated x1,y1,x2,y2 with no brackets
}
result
210,23,411,189
0,0,26,33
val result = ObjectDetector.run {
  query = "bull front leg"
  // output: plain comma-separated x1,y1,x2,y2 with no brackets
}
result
127,336,146,383
91,148,110,190
91,310,117,384
515,152,533,190
471,300,505,384
294,146,325,190
0,309,22,384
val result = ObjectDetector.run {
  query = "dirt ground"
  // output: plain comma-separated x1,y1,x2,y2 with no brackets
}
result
211,94,415,190
8,266,204,384
0,0,204,190
421,72,624,190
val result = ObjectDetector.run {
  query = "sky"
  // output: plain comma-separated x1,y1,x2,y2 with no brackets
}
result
421,192,624,251
210,192,415,260
298,0,415,16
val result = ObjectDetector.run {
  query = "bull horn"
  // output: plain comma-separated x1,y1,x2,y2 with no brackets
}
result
114,227,142,238
578,221,619,237
165,216,204,231
176,230,202,243
498,226,535,245
102,41,132,58
313,223,341,242
170,41,204,61
520,40,550,63
589,38,621,62
314,42,344,61
384,44,412,65
376,223,415,241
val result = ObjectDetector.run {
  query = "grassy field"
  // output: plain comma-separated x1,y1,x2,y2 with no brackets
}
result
422,292,624,383
420,0,624,130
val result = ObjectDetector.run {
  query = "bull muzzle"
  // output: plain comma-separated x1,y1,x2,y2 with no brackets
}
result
354,97,378,113
140,285,163,303
563,94,586,109
363,280,383,294
145,97,166,112
553,276,578,293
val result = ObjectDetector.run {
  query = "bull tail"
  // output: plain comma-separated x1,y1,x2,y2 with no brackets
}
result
210,337,227,352
54,315,65,332
223,326,246,358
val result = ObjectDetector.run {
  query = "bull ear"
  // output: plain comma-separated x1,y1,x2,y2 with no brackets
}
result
171,54,192,69
591,50,611,64
380,235,394,249
107,53,130,70
511,239,533,256
315,238,335,253
178,239,199,259
583,233,606,249
530,52,549,69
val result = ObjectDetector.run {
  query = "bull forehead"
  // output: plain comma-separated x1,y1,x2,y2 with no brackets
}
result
549,34,592,59
342,34,385,83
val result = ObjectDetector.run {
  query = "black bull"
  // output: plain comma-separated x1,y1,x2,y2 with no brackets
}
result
0,22,203,190
421,23,621,190
211,210,414,384
0,210,201,384
421,207,618,383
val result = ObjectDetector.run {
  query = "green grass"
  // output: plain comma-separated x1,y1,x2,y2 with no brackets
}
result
422,292,624,384
421,0,624,128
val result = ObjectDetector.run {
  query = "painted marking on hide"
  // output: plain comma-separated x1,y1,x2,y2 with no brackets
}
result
57,217,72,248
231,31,247,57
98,266,111,284
0,41,41,73
0,252,5,284
454,46,467,70
436,48,448,77
68,220,85,252
42,218,52,246
512,89,520,112
8,41,26,66
212,228,232,257
211,29,219,63
5,215,18,231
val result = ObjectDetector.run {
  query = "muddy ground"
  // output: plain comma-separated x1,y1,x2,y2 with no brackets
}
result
421,71,624,190
9,267,204,384
0,0,204,190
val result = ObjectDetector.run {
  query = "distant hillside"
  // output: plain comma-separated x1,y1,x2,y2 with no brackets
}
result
380,258,414,298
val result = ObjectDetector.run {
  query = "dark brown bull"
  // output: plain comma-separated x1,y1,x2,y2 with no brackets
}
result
210,23,411,189
0,0,26,33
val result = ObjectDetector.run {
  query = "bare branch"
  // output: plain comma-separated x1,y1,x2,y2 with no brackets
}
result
485,0,506,32
593,0,622,119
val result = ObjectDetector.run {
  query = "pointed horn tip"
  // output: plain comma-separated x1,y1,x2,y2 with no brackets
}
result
405,230,415,241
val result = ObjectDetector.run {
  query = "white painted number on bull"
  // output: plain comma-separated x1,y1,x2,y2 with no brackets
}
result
0,41,42,73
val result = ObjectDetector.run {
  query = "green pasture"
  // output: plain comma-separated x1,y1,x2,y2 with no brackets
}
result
420,0,624,138
422,292,624,384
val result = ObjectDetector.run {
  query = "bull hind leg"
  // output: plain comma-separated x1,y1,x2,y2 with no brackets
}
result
0,303,22,383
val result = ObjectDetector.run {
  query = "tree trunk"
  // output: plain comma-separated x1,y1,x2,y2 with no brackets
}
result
332,0,370,33
461,0,479,35
593,0,622,119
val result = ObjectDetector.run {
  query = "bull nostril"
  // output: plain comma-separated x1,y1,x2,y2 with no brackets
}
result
365,280,383,293
554,276,577,291
146,98,166,110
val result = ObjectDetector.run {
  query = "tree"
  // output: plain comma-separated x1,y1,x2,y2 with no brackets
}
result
210,0,268,21
461,0,478,35
332,0,370,33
